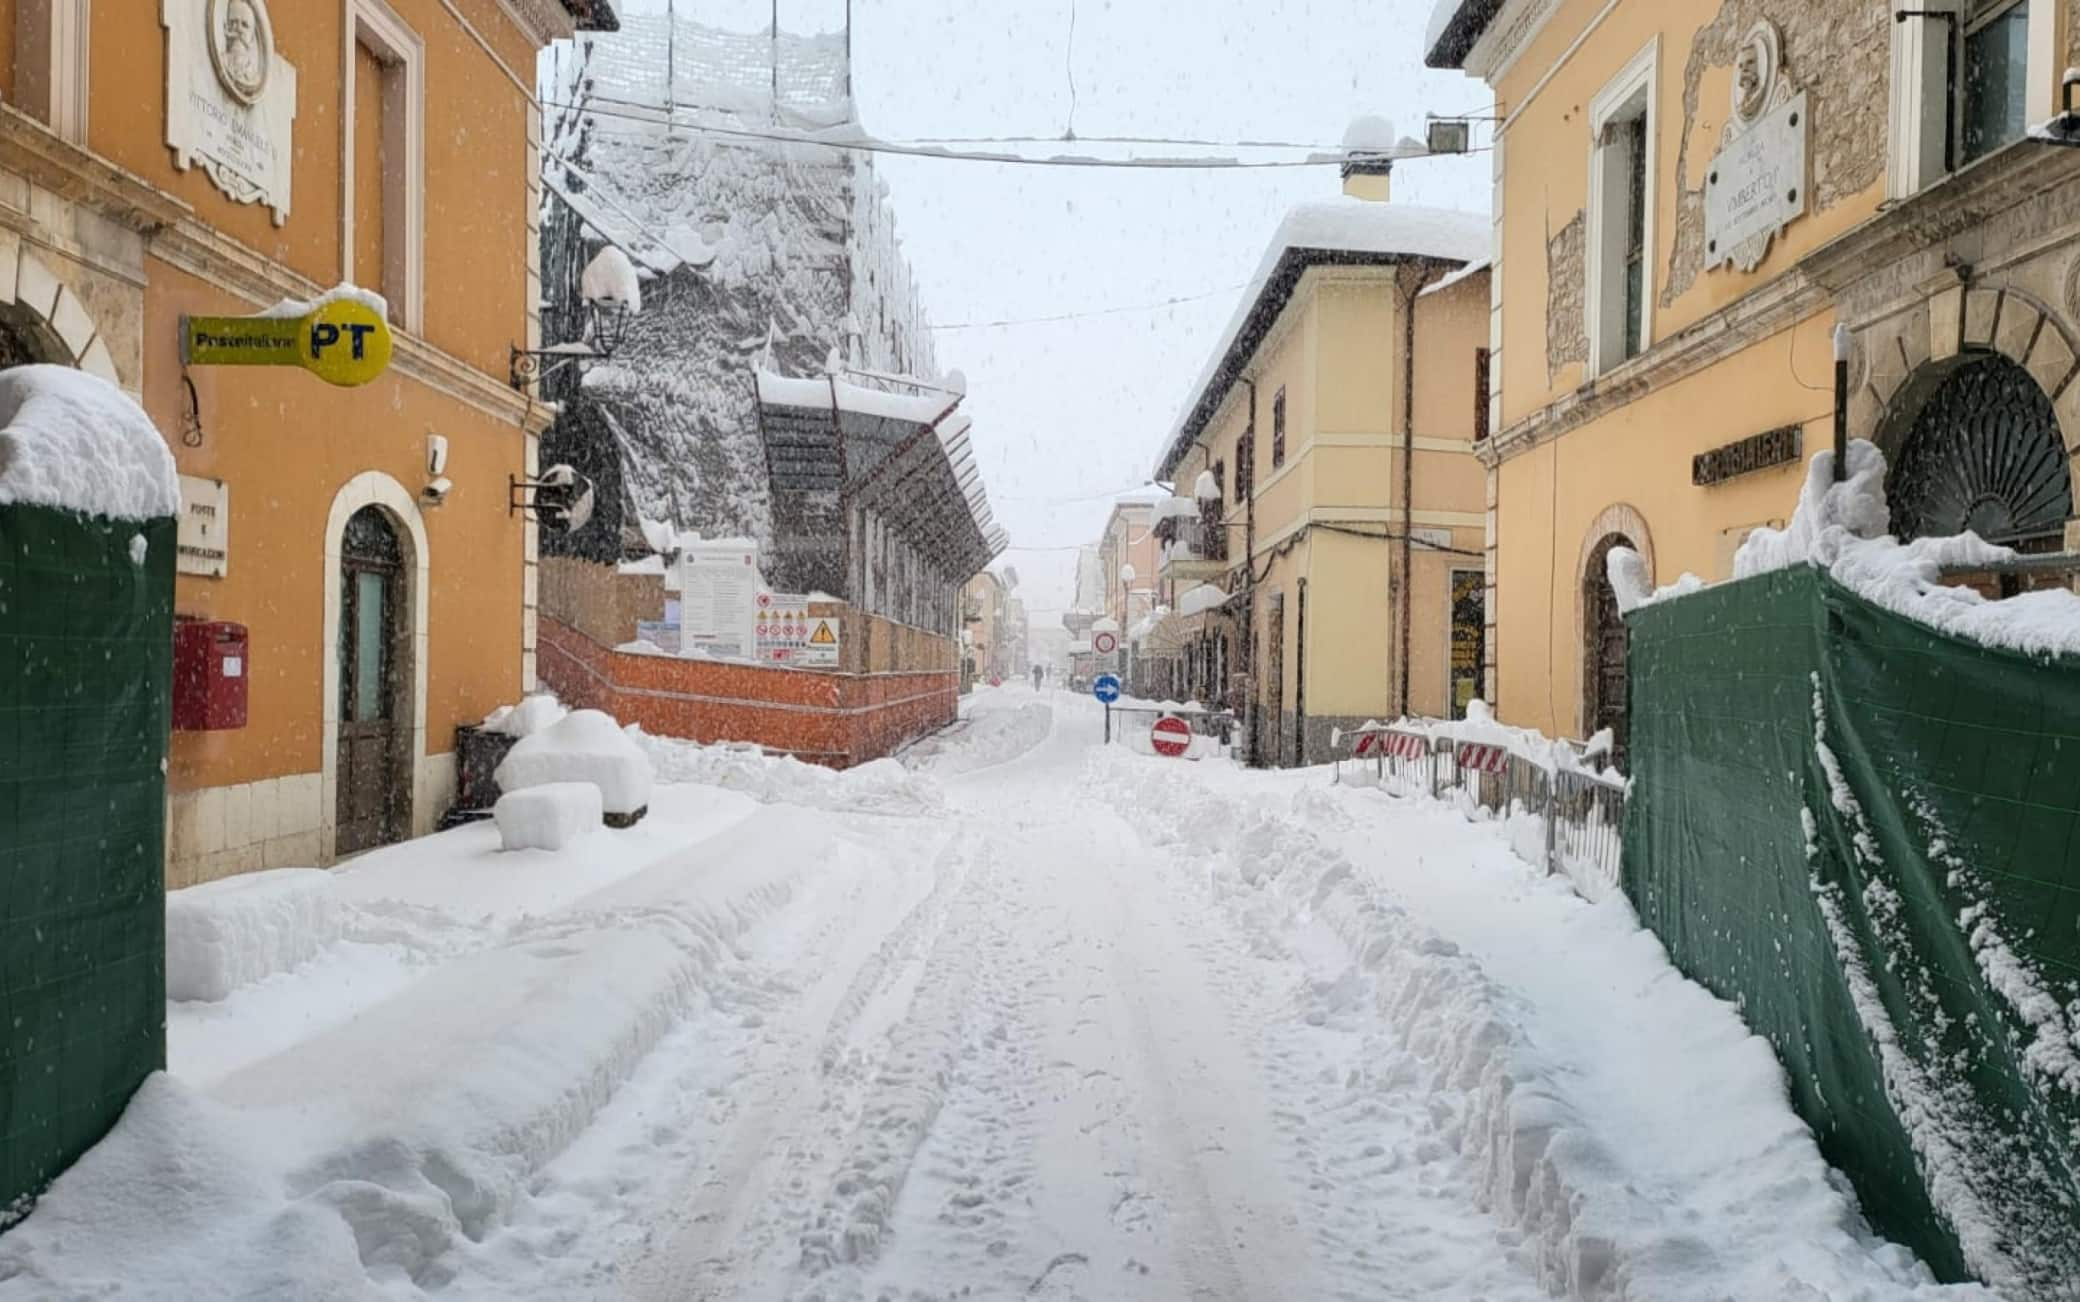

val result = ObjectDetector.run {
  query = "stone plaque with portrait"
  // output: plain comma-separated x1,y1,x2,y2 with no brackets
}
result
161,0,298,225
1704,21,1806,274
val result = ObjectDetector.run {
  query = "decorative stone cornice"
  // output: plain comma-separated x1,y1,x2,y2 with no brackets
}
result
1479,141,2080,469
0,104,191,236
1465,0,1563,82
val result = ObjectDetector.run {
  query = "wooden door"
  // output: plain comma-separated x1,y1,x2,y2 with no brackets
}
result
337,507,406,855
1583,535,1631,766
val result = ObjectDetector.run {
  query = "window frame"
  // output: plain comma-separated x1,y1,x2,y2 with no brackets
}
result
1890,0,2054,197
342,0,426,334
1584,38,1658,381
1271,386,1288,468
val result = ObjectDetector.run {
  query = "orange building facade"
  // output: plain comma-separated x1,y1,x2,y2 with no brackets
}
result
0,0,618,886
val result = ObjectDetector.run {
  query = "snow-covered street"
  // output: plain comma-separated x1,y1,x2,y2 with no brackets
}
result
0,690,1991,1300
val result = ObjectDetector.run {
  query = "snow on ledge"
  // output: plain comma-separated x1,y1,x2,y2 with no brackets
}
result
1634,440,2080,660
253,282,390,322
0,365,178,522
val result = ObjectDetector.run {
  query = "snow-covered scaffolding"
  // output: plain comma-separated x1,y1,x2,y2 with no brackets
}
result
755,369,1007,618
536,9,936,559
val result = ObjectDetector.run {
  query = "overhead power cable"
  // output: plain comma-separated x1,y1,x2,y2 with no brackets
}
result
542,97,1486,170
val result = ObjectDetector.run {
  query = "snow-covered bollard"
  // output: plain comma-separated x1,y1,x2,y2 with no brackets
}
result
493,709,653,826
494,782,604,852
165,868,342,1002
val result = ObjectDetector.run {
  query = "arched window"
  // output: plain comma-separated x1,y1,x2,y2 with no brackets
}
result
1888,353,2072,553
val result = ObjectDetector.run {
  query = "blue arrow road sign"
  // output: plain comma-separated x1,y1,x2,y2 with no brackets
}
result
1093,674,1122,704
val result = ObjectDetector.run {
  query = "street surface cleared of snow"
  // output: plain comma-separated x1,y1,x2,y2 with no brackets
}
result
0,690,1993,1300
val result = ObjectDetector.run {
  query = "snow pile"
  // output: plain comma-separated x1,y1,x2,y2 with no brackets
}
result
898,698,1052,774
1177,583,1229,618
0,808,818,1298
1193,469,1221,502
1722,441,2080,658
165,869,344,1003
254,282,389,322
495,783,603,852
581,245,642,315
1089,748,1993,1300
495,710,654,816
481,693,569,739
0,365,178,521
639,730,946,816
1150,494,1200,525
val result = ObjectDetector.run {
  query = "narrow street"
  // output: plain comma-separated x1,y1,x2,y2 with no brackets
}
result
531,692,1546,1302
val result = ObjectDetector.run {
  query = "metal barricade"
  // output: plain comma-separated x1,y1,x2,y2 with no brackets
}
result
1340,719,1627,897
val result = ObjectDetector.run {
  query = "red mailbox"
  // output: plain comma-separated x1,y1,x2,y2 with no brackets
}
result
174,619,249,731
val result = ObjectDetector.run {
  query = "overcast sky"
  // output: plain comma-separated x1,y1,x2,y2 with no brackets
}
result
614,0,1489,628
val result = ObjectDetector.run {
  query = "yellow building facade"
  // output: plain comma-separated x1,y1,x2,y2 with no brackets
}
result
0,1,618,885
1153,177,1491,764
1431,0,2080,751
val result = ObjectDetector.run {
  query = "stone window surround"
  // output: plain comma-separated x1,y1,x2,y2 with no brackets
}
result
342,0,427,334
14,1,92,147
1584,36,1659,382
1889,0,2059,200
319,471,433,860
1575,502,1654,739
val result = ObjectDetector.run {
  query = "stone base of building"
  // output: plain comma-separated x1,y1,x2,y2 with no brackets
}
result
539,617,956,769
165,753,460,890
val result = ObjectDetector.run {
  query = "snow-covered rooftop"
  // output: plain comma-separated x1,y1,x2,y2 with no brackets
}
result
1419,256,1492,299
1153,199,1488,478
1425,0,1502,68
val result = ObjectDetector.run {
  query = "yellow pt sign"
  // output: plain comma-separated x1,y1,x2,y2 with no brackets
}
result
182,298,393,387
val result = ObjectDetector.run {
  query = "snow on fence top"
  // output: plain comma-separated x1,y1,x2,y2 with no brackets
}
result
0,365,178,522
1154,199,1488,479
1612,440,2080,660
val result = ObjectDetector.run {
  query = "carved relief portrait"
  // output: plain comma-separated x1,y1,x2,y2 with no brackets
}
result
209,0,273,106
1730,21,1782,127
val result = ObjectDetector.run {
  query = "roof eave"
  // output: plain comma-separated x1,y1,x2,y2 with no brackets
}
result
1425,0,1502,70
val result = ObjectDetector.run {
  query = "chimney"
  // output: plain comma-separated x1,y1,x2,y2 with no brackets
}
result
1341,156,1393,202
1339,115,1397,202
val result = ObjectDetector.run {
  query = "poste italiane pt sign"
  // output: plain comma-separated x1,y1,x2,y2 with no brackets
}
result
182,295,394,388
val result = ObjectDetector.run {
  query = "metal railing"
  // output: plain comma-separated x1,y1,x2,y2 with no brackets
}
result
1334,723,1627,900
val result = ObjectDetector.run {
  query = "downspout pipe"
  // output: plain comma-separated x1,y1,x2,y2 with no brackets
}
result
1399,268,1420,720
1241,376,1259,767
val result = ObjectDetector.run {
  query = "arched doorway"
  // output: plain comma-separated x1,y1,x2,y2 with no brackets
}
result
1887,353,2072,553
1582,532,1635,764
336,505,410,854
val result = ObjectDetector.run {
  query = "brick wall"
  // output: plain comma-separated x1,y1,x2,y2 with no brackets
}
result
539,617,956,767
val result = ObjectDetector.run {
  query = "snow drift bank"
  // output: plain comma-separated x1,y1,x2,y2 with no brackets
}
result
637,729,946,815
1086,748,1991,1301
897,697,1052,774
0,809,823,1299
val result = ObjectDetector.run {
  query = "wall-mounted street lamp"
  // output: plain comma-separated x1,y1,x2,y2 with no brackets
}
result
509,463,597,533
508,246,642,389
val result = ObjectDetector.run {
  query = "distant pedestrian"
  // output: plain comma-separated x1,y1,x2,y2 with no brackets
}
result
1032,664,1044,690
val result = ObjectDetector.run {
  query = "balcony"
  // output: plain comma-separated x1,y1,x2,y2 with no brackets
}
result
1153,503,1230,585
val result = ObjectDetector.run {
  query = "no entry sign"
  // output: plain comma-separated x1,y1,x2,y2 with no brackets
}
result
1151,714,1192,758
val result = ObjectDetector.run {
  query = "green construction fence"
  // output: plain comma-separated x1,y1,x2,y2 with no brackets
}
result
1623,564,2080,1294
0,504,173,1227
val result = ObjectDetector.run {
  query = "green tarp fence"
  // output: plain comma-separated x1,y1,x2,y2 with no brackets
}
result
0,505,172,1227
1623,565,2080,1295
